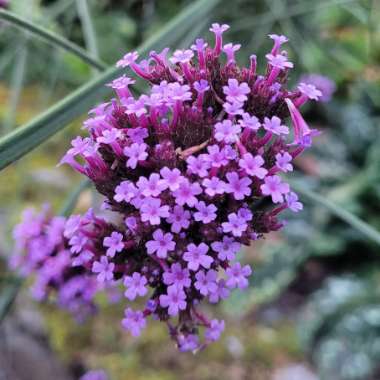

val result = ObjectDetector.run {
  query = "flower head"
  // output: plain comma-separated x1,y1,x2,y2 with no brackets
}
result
19,24,319,351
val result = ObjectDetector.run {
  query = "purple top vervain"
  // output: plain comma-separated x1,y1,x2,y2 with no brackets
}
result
13,25,321,352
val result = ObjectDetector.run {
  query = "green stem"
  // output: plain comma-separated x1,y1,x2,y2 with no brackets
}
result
3,38,28,132
76,0,99,75
59,179,91,216
292,183,380,246
0,9,107,71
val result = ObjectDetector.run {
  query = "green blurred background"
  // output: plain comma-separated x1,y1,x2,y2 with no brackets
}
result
0,0,380,379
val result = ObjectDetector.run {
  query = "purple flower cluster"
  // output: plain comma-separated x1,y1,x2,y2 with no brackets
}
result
10,206,99,321
14,24,320,351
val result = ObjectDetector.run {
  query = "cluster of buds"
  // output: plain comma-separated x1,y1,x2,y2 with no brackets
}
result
14,23,322,351
10,206,99,321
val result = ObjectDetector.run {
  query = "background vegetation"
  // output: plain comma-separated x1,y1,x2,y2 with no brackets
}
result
0,0,380,379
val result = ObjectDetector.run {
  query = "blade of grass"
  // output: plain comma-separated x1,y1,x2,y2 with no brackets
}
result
233,0,359,31
0,9,107,71
76,0,99,75
2,38,28,133
292,183,380,246
0,278,23,324
59,179,91,216
0,0,220,171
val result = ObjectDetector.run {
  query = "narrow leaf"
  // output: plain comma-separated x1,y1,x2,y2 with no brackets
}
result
0,0,220,171
59,179,91,216
292,183,380,246
0,9,107,70
0,278,22,323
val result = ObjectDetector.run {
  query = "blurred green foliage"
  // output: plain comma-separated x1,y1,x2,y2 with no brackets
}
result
0,0,380,379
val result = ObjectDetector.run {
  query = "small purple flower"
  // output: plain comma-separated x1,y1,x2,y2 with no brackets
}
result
205,319,225,342
208,279,230,303
123,143,148,169
239,153,268,179
159,286,187,316
178,334,200,352
140,198,170,225
239,113,261,131
191,38,208,52
72,250,94,267
123,97,147,117
211,236,241,261
275,152,293,172
223,43,241,64
67,136,91,156
92,256,114,283
166,205,191,233
146,229,176,258
193,79,210,93
170,49,194,64
168,82,192,102
107,74,135,89
298,83,322,101
127,127,149,143
69,234,88,254
225,262,252,289
163,263,191,289
80,370,108,380
286,192,303,212
223,101,244,115
225,172,252,200
183,243,213,271
202,177,226,197
125,216,138,232
299,74,336,102
186,155,211,178
103,232,124,258
116,51,139,68
97,128,121,145
263,116,289,136
268,34,288,53
194,201,217,224
137,173,167,197
265,53,293,69
223,78,250,103
214,120,241,143
222,213,248,237
173,180,202,207
285,98,320,147
194,270,218,296
209,23,229,35
64,214,82,239
160,167,183,191
124,272,148,300
122,307,146,336
238,207,253,221
205,145,229,167
114,181,137,203
260,175,290,203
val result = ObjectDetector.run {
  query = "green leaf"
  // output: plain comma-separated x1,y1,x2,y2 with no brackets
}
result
291,182,380,246
0,0,221,171
0,9,107,70
59,179,91,216
0,278,23,324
